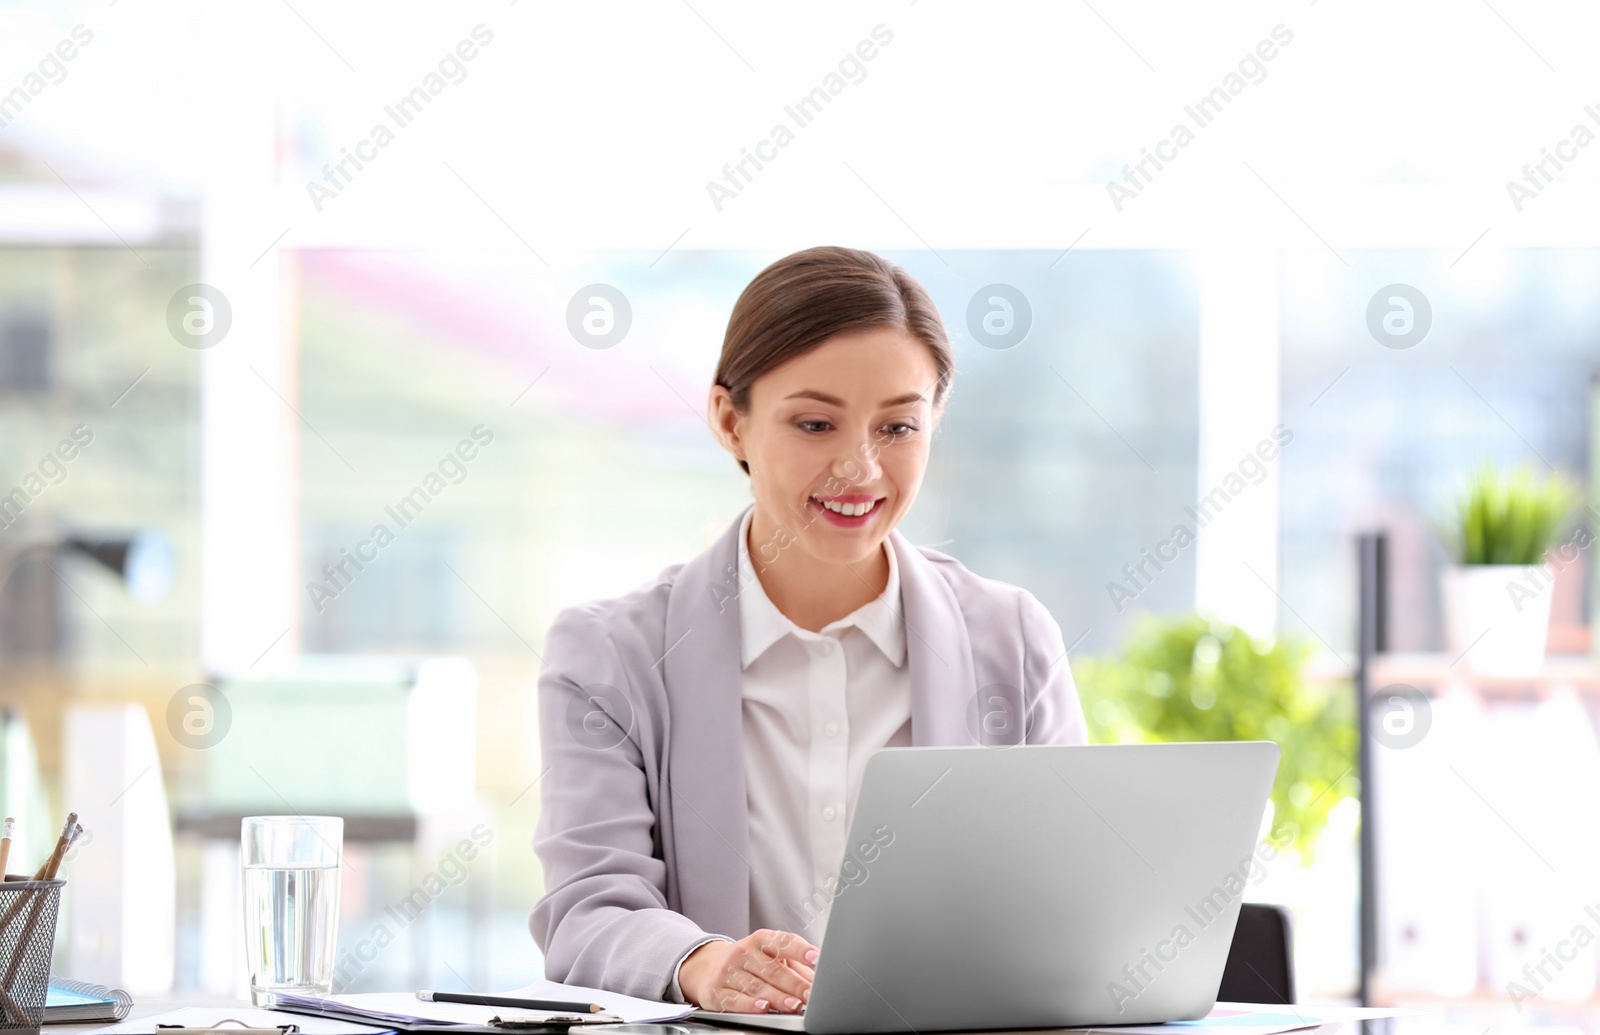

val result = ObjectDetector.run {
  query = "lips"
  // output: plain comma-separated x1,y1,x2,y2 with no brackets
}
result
808,494,884,525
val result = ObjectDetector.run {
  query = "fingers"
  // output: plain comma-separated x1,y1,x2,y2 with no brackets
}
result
782,957,816,983
753,929,819,993
703,980,765,1014
754,928,820,969
706,957,795,1014
712,930,817,1013
739,941,810,1009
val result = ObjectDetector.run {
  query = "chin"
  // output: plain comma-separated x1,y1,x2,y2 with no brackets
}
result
801,529,890,566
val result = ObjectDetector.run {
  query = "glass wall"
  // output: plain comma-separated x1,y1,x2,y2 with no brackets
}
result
4,238,1593,999
1280,249,1597,655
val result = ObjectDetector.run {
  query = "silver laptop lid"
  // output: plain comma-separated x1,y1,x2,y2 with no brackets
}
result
803,741,1281,1034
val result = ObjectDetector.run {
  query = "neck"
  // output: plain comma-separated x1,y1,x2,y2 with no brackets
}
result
747,506,890,633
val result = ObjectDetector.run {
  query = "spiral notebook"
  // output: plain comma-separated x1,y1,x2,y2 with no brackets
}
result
44,978,133,1023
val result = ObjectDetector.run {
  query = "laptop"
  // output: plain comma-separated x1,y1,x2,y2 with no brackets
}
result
692,741,1280,1034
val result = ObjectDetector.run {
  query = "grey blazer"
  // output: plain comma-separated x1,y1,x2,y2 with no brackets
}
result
529,504,1088,1000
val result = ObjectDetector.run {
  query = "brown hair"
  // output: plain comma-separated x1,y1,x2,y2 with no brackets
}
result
713,246,954,475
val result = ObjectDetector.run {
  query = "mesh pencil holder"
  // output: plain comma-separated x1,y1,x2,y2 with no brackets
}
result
0,878,64,1035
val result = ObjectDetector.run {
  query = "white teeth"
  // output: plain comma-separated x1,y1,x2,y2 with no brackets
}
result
817,498,878,517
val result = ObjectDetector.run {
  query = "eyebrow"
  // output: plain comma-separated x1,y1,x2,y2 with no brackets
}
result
783,389,928,408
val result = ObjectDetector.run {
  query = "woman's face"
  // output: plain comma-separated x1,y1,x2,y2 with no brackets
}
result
712,325,941,567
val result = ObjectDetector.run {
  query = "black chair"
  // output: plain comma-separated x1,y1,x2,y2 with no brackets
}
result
1218,903,1296,1004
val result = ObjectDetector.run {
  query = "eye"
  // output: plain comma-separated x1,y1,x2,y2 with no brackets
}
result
795,419,918,437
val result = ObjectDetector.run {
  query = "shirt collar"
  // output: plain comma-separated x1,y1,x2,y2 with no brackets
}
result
736,506,906,671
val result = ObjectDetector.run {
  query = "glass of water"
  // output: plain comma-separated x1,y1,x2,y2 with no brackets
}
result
241,816,343,1005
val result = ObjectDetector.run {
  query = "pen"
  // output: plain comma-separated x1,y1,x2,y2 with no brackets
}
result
417,991,605,1014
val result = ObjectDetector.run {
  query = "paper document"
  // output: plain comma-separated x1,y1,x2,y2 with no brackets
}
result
93,1005,393,1035
499,980,699,1023
272,981,696,1028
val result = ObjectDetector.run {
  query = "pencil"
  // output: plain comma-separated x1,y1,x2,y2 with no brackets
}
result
33,812,77,880
417,992,605,1013
0,813,77,1020
45,823,82,880
0,817,13,878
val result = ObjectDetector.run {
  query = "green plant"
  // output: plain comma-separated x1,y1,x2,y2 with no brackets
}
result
1439,463,1580,565
1073,614,1355,860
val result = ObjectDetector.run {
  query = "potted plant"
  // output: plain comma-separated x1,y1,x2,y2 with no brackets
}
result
1074,614,1355,859
1436,464,1579,677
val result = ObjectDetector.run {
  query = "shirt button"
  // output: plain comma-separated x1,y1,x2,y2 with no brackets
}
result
824,722,839,738
822,805,837,821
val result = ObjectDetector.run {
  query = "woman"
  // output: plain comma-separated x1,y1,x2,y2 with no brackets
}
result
530,246,1088,1013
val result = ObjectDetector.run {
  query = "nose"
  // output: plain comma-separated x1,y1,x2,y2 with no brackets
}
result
831,431,881,486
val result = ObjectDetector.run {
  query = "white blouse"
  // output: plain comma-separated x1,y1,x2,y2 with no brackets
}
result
665,507,911,1002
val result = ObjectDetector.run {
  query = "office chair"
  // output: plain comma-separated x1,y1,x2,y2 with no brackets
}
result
1218,903,1296,1004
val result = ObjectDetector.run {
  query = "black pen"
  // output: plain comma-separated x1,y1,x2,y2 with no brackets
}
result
417,991,605,1014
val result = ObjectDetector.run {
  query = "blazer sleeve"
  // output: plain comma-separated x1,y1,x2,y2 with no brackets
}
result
1018,589,1090,746
529,604,732,1001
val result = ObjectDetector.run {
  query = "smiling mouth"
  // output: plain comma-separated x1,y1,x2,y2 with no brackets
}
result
810,496,883,518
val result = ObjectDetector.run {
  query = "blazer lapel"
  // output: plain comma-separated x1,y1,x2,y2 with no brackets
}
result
662,507,753,937
660,513,978,942
889,528,977,746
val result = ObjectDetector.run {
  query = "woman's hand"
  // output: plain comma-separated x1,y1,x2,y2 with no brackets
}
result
679,929,820,1013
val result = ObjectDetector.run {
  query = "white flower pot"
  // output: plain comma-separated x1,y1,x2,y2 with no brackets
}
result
1440,564,1553,677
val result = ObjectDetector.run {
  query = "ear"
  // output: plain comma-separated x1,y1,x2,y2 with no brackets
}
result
707,385,746,462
